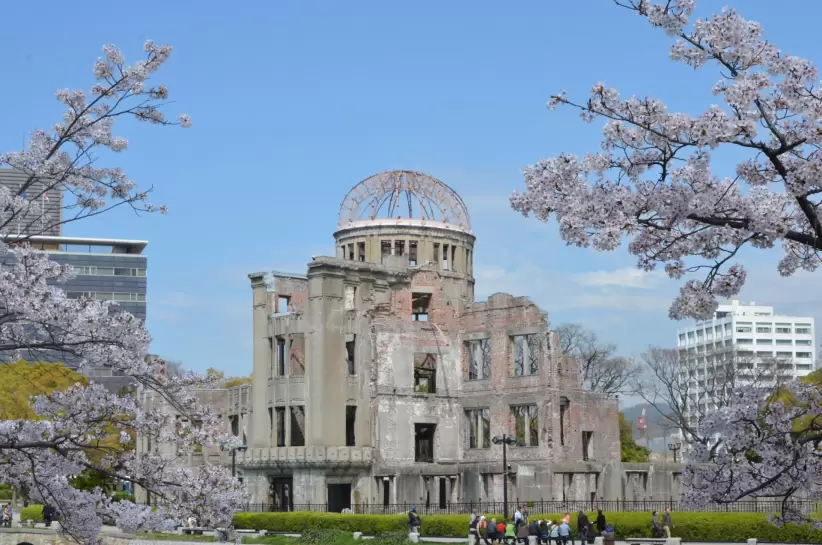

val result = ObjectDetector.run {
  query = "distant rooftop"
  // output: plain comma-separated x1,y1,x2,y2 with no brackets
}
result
2,234,148,254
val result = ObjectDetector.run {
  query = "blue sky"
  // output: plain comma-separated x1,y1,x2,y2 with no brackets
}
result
1,1,821,382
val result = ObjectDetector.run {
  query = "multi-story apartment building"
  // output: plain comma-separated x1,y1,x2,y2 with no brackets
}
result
675,300,816,436
0,168,148,391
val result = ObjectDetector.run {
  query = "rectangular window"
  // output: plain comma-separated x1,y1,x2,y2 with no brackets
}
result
346,406,356,447
409,241,418,266
736,326,752,333
775,326,792,334
466,338,491,380
796,327,812,335
346,337,356,375
756,338,773,344
412,292,431,321
277,296,290,313
776,339,793,345
432,243,440,265
737,338,752,344
414,423,435,463
796,339,813,346
464,408,491,449
348,243,354,260
582,431,593,461
414,353,437,394
559,397,569,447
756,326,772,333
276,407,285,447
276,338,286,376
512,334,539,376
511,404,538,447
381,240,392,263
290,406,305,446
345,285,356,310
442,244,450,270
451,245,456,271
357,241,366,262
796,352,812,358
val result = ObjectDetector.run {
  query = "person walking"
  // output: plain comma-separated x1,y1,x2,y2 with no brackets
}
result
651,511,663,538
662,508,673,538
595,510,606,536
577,511,589,544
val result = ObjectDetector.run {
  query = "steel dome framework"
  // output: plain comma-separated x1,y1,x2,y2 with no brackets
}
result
337,170,471,231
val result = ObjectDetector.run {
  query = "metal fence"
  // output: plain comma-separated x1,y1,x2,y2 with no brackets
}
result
242,499,822,515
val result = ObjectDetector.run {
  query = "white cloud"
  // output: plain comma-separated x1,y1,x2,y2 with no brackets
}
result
573,268,664,290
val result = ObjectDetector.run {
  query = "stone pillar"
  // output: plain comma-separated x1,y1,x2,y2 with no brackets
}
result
250,275,272,449
305,265,347,446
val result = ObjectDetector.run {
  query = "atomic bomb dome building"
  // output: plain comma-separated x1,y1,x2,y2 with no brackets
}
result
225,170,624,512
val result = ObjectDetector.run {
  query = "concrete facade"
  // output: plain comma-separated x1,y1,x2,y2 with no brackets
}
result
233,171,623,511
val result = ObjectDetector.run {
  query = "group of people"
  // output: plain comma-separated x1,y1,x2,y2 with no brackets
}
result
464,506,609,545
650,508,674,538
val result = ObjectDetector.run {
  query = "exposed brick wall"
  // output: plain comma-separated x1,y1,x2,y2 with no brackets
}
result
273,276,308,313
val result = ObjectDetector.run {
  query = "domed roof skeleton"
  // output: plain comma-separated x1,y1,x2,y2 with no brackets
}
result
337,170,472,232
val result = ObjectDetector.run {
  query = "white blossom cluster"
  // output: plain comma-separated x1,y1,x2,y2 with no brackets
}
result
512,0,822,321
0,42,246,544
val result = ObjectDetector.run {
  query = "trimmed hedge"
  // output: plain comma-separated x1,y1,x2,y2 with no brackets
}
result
232,511,822,542
20,504,43,523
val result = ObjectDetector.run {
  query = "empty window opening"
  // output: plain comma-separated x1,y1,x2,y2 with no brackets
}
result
451,245,456,271
346,337,356,375
276,337,286,376
409,241,418,266
345,285,356,310
346,406,356,447
290,334,305,376
559,397,569,446
290,406,305,446
381,240,392,263
412,292,431,321
414,353,437,393
396,240,405,258
432,243,440,265
357,241,366,262
465,408,491,449
230,415,239,437
347,244,354,260
415,423,435,463
512,334,540,376
582,431,593,461
268,408,273,442
443,244,450,270
466,338,491,380
277,296,290,313
276,407,286,447
269,338,275,377
511,404,539,447
382,478,390,507
439,478,447,509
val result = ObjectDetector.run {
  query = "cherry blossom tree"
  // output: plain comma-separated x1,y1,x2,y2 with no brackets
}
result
511,0,822,527
0,43,245,543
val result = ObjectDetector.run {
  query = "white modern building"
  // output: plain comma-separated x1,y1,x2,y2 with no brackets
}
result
675,300,816,437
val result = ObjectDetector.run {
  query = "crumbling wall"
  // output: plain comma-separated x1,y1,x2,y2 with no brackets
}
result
290,333,305,375
266,274,308,314
550,390,620,464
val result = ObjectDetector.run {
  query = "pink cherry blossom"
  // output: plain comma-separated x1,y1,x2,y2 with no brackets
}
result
512,0,822,526
0,42,244,545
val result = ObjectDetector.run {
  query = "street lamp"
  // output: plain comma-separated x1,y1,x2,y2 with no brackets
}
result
221,444,248,477
492,434,517,519
667,442,682,463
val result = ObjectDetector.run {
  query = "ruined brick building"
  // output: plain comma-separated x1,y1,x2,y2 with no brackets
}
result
230,170,627,512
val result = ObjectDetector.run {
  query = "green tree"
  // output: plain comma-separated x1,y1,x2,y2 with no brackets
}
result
0,361,88,419
620,412,651,462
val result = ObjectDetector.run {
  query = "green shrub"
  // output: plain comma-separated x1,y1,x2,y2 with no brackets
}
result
232,511,822,542
0,490,12,500
20,504,43,523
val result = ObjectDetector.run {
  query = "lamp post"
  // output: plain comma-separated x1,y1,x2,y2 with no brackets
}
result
221,444,248,477
492,434,517,519
667,442,682,463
